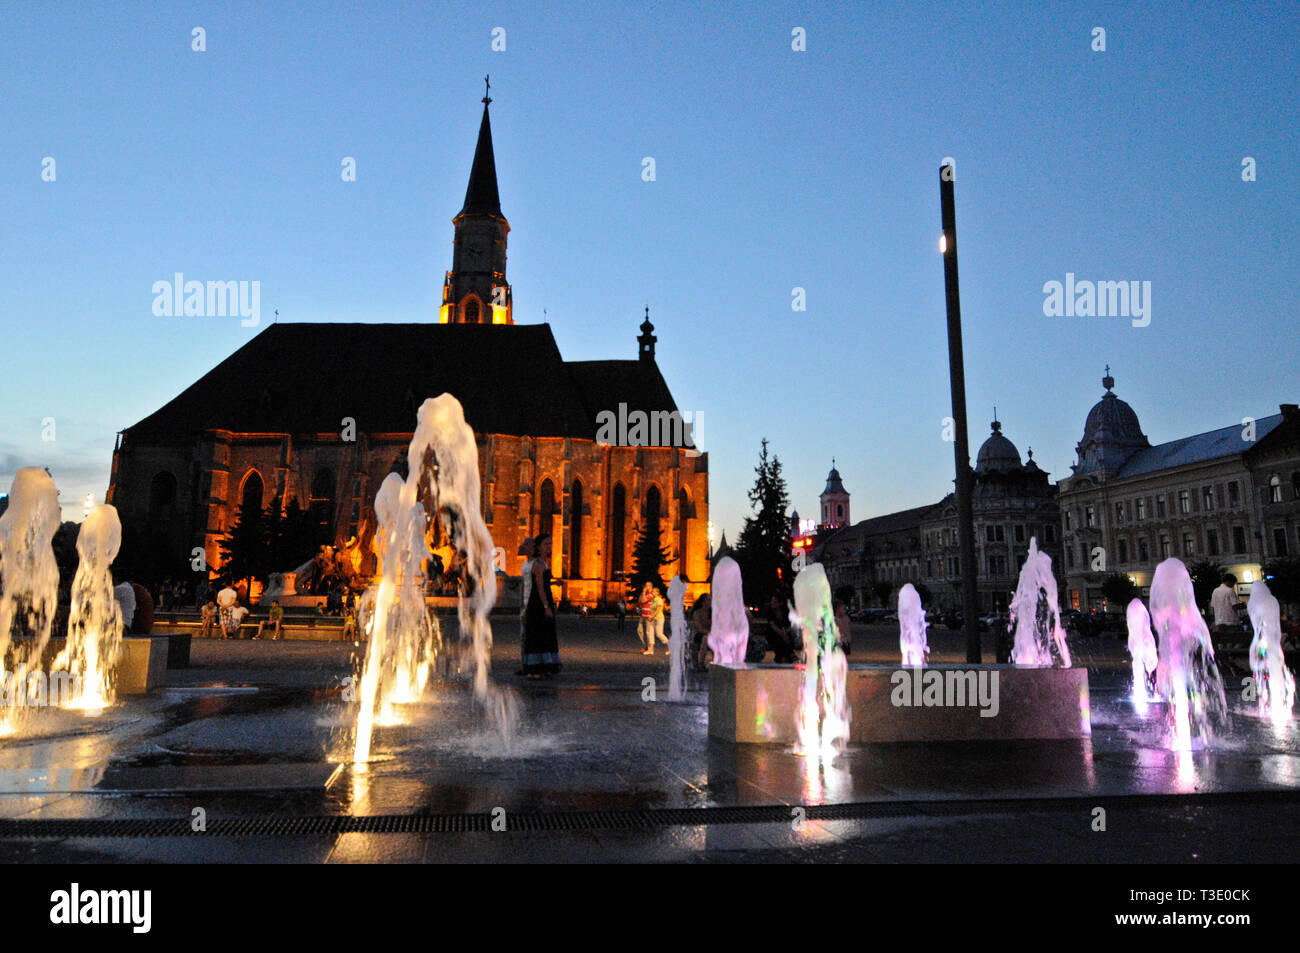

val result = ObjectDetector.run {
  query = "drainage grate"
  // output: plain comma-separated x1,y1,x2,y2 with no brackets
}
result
1,789,1296,838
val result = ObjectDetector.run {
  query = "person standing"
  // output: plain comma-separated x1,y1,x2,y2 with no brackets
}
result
521,534,561,676
1210,575,1240,646
114,581,137,633
516,537,535,674
638,582,668,656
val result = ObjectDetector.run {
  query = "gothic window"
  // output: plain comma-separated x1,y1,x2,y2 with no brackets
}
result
570,480,584,578
462,296,481,324
611,483,626,574
677,488,690,575
240,470,264,515
310,468,335,541
539,479,556,538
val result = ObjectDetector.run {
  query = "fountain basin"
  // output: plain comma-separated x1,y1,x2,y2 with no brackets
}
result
708,663,1090,744
42,635,169,695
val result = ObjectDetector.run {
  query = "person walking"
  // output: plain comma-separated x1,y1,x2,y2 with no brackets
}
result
521,534,561,677
638,582,668,656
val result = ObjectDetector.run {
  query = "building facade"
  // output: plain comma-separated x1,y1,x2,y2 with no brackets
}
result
1058,372,1286,608
107,95,710,607
815,418,1060,613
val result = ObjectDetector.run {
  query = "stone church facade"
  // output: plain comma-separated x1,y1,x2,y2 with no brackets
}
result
107,94,710,607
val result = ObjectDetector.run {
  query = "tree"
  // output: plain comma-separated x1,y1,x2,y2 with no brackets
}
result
629,510,673,596
1262,557,1300,606
1099,572,1137,607
913,582,932,606
269,497,316,571
219,503,270,587
733,438,792,606
871,580,894,606
1188,560,1226,611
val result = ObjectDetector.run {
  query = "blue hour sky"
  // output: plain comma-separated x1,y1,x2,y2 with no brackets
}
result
1,0,1297,544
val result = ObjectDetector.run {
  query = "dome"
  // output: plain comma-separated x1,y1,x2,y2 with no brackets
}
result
975,420,1022,473
822,460,847,496
1075,370,1150,475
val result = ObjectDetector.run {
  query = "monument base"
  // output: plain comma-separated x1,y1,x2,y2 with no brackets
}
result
708,663,1090,744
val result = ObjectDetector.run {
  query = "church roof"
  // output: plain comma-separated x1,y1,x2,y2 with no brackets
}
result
822,464,847,496
458,101,502,218
123,322,679,442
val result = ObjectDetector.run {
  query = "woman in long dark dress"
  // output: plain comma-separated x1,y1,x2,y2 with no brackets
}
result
522,533,561,677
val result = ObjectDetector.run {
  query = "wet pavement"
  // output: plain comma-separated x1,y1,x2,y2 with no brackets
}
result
0,616,1296,862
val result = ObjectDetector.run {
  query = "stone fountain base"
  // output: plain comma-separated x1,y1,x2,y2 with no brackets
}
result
42,636,170,695
708,663,1090,744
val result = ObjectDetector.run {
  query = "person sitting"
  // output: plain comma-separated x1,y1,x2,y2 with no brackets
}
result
200,597,217,638
690,593,712,670
257,600,284,640
764,593,798,663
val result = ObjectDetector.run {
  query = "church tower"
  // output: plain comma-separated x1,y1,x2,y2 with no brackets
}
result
440,81,513,325
820,460,850,530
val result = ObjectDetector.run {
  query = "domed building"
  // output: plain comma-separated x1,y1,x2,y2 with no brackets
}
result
812,417,1060,614
1058,369,1286,610
920,416,1061,614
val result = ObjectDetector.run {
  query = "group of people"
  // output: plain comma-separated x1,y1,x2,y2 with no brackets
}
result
516,534,561,677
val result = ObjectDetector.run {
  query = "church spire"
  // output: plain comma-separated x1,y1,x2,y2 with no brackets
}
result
459,78,502,218
441,83,511,324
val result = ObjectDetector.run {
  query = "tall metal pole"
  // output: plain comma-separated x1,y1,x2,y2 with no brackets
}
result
940,164,982,664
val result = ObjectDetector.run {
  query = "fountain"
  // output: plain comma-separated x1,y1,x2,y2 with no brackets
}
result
897,582,929,667
0,468,62,730
707,556,748,666
1125,597,1158,706
793,563,849,755
666,575,687,701
1246,580,1295,722
54,504,124,710
353,394,517,763
1009,537,1071,667
1149,557,1228,749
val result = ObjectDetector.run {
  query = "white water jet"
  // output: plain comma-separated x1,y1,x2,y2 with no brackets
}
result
1247,580,1295,722
667,575,687,700
353,394,516,763
1009,537,1071,667
55,504,124,710
793,563,850,756
707,557,748,666
897,583,929,667
1150,557,1228,750
1125,597,1157,706
0,468,62,730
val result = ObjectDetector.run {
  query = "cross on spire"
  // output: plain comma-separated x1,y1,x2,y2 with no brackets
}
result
483,74,491,104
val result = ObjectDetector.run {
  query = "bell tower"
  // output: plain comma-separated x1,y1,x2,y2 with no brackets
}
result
440,78,513,325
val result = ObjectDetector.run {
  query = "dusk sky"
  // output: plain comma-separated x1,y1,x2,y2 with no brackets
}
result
2,0,1297,543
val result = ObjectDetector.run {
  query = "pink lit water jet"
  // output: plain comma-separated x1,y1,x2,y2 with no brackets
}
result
1150,558,1228,750
707,557,748,666
1009,537,1071,667
897,583,929,667
1247,580,1294,722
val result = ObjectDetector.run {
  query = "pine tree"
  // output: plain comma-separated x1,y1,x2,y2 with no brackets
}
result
219,503,269,585
630,509,673,596
734,438,792,606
